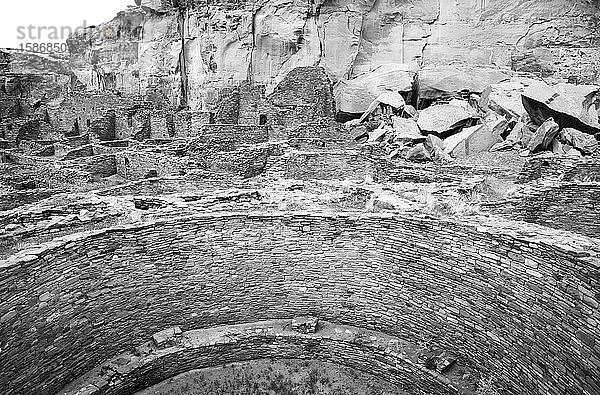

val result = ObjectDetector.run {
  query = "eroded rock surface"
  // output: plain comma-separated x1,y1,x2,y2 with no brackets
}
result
66,0,600,111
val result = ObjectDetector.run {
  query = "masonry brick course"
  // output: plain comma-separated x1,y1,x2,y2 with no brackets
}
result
484,182,600,238
0,212,598,395
517,154,600,183
61,320,464,395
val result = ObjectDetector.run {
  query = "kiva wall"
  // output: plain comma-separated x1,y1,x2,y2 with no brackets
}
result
484,182,600,238
0,213,598,395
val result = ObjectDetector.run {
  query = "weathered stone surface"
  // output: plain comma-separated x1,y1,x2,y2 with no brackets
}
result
526,118,560,154
490,121,527,152
416,66,511,103
558,128,599,156
392,117,424,142
480,77,541,119
522,82,600,134
1,213,598,395
406,143,431,162
334,64,415,114
417,104,477,135
444,124,502,158
64,0,600,113
291,316,319,334
152,327,182,348
357,91,406,122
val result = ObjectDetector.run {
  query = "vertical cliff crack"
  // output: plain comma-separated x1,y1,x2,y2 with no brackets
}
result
419,0,441,68
346,15,365,79
314,1,324,66
178,7,189,109
247,7,259,82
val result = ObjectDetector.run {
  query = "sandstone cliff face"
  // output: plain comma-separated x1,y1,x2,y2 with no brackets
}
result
0,51,70,141
67,0,600,111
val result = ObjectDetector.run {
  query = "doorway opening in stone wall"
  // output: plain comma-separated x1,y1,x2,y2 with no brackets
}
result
259,114,267,125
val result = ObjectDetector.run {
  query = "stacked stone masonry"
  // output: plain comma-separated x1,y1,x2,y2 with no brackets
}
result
61,320,463,395
0,212,598,395
485,182,600,238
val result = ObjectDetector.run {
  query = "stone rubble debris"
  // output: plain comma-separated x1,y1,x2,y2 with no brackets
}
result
291,316,319,334
443,124,503,158
358,91,406,123
523,118,560,156
152,327,183,348
522,82,600,135
334,64,415,115
416,103,478,135
557,128,599,156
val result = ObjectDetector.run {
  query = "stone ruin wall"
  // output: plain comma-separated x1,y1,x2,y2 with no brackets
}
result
63,320,458,395
0,213,598,395
518,155,600,183
485,182,600,239
68,0,600,112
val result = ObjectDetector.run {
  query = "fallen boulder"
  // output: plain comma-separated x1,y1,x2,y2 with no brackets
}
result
358,91,406,122
522,82,600,135
424,134,447,161
402,105,418,120
416,66,511,105
406,143,432,162
417,104,478,135
480,77,540,119
552,139,573,155
490,121,527,152
334,64,416,114
391,117,424,142
526,118,560,154
558,128,599,156
443,124,502,158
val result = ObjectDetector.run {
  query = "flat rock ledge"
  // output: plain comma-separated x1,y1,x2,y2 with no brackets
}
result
59,319,471,395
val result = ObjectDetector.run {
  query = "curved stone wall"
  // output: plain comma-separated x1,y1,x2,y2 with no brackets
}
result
61,320,462,395
484,182,600,238
1,212,599,395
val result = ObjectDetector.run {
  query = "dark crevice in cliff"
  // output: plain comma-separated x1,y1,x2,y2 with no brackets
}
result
311,0,325,66
247,6,260,82
419,0,441,68
346,15,365,80
178,8,189,109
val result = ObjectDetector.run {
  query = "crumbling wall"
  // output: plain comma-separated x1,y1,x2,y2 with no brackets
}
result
517,155,600,183
484,182,600,238
62,321,459,395
0,213,598,395
283,151,375,181
267,67,335,138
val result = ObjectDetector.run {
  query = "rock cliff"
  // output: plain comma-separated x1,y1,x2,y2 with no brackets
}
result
68,0,600,111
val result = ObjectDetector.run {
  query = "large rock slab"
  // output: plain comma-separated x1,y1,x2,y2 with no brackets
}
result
522,82,600,134
443,124,502,158
416,66,511,103
417,104,477,135
558,128,599,156
334,64,415,114
526,118,560,154
480,77,541,119
391,117,424,142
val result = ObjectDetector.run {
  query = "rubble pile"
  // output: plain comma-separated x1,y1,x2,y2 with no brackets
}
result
349,75,599,163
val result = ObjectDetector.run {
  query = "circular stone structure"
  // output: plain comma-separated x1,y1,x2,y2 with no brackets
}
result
0,212,598,395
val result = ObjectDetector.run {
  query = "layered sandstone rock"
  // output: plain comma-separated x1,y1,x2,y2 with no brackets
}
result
66,0,600,111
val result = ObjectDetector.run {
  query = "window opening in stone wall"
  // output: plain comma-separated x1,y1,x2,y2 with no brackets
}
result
259,114,267,125
209,112,215,124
